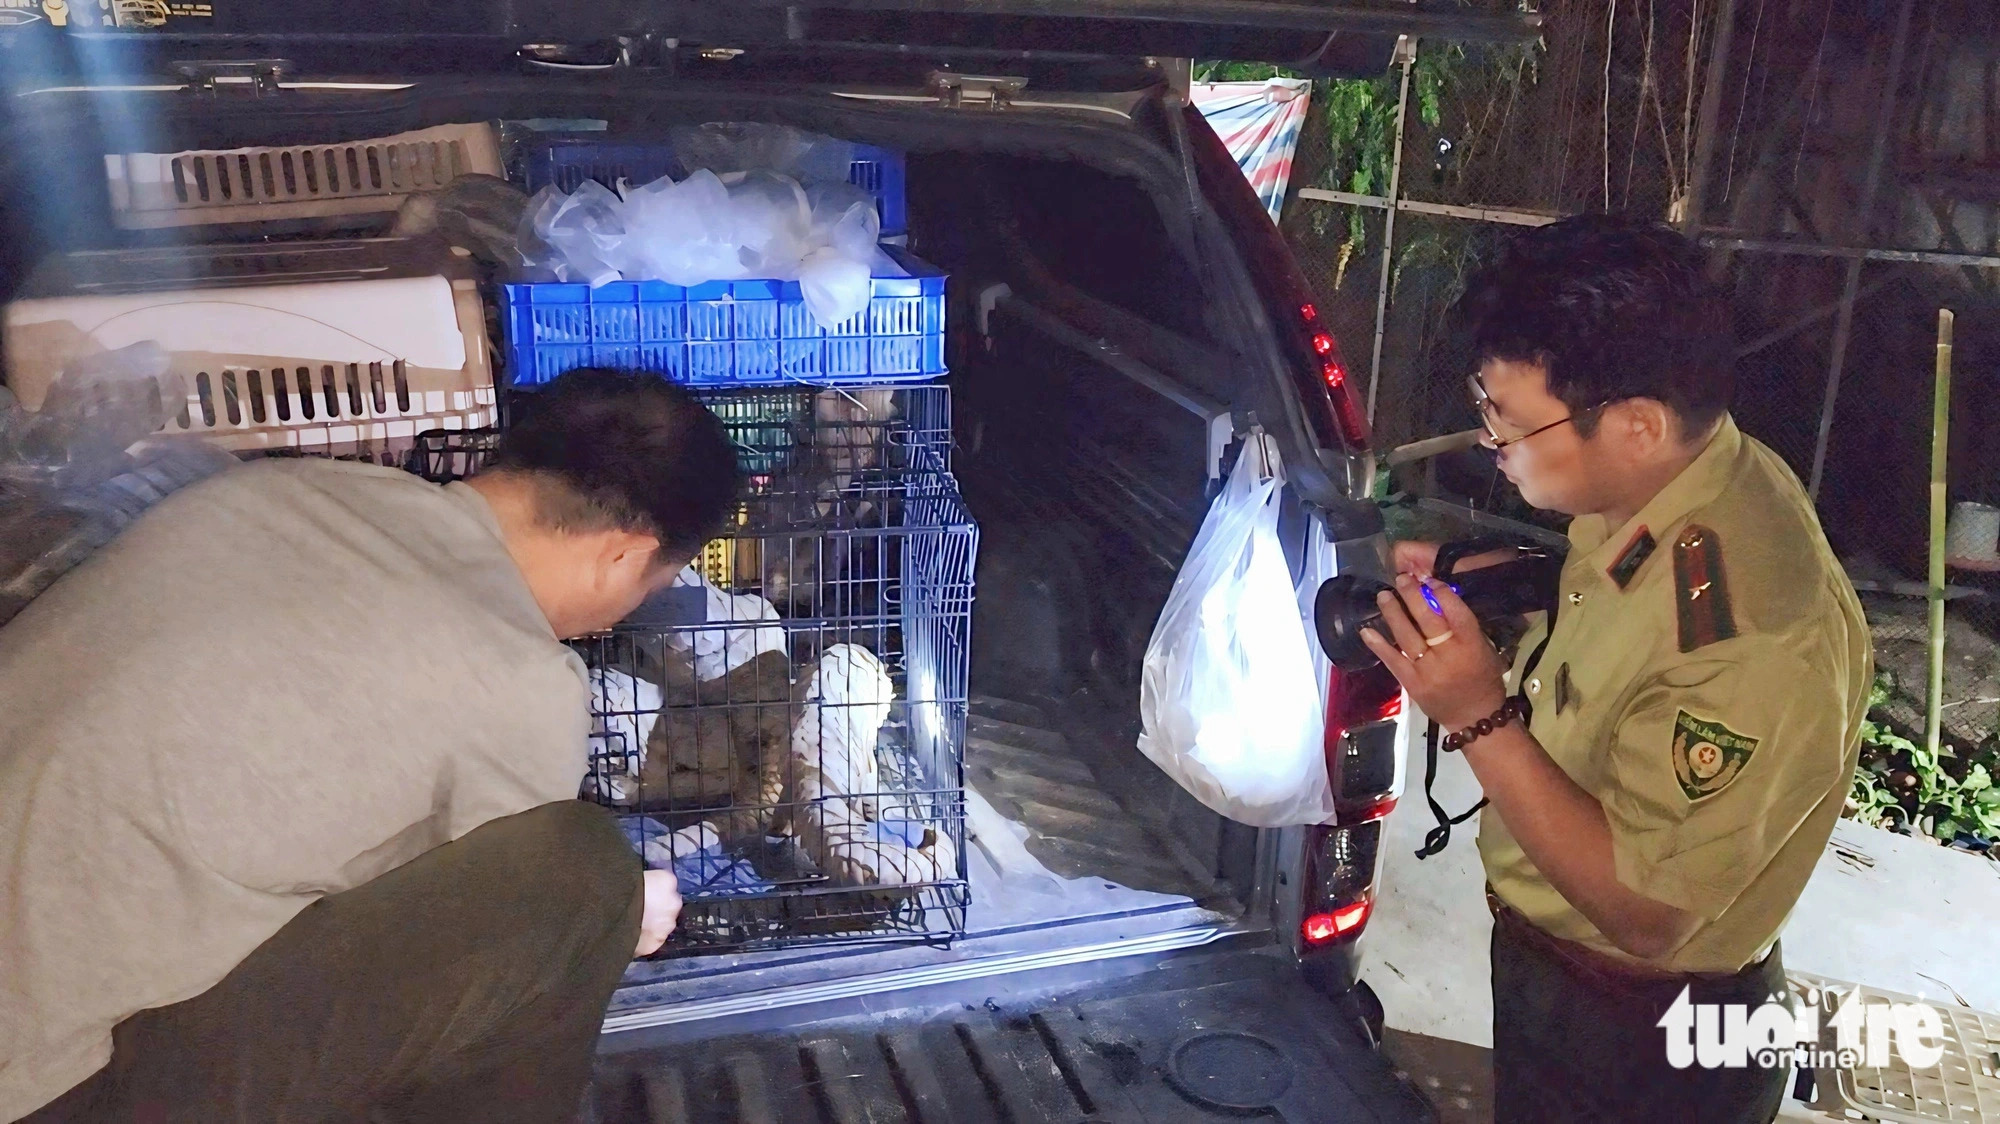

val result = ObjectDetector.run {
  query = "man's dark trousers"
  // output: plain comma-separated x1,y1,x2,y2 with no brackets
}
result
1491,903,1789,1124
25,800,643,1124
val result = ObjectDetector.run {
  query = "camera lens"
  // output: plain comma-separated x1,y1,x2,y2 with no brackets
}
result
1314,574,1393,671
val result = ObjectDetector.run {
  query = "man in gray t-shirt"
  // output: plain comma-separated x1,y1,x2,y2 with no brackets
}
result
0,369,738,1123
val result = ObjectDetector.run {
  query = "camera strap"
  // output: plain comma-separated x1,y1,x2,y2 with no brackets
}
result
1413,606,1558,860
1414,720,1481,859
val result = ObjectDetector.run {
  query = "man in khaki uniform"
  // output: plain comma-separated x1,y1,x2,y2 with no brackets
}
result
1359,216,1869,1123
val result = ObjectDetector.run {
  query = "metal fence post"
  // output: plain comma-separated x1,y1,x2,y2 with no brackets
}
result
1365,36,1417,427
1807,0,1916,501
1678,0,1739,232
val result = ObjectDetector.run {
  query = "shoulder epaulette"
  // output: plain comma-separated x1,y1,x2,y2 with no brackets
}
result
1673,524,1737,653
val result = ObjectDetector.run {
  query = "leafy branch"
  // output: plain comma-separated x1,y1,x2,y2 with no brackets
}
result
1847,674,2000,856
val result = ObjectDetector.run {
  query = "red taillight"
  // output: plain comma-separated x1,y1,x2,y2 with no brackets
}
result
1302,900,1371,945
1326,663,1403,823
1181,103,1370,456
1301,821,1382,951
1298,303,1370,445
1326,663,1402,746
1298,303,1370,448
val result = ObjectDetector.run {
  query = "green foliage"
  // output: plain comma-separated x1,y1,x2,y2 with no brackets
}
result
1390,224,1477,302
1847,674,2000,856
1412,43,1459,129
1194,43,1491,287
1319,43,1469,263
1198,36,1538,299
1322,76,1397,249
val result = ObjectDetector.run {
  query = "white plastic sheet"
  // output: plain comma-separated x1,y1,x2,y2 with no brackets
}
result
1295,509,1339,711
587,669,662,805
1136,435,1335,827
666,567,787,682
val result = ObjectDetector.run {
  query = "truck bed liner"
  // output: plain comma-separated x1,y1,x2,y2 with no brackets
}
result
588,952,1435,1123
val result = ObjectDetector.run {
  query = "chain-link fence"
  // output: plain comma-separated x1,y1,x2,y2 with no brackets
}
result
1268,0,2000,775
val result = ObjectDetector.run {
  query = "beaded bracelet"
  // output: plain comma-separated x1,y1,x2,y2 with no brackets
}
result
1443,697,1527,752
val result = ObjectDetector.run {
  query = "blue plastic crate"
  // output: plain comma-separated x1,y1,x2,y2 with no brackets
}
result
502,248,947,389
843,144,909,238
522,138,683,196
521,138,907,235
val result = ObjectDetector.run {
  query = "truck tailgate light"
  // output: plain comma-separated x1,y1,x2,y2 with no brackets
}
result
1302,900,1371,945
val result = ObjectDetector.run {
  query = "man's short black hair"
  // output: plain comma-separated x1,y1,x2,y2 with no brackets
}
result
1455,214,1733,438
487,369,738,558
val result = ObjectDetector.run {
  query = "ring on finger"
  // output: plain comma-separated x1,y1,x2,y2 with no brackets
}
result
1408,649,1426,661
1426,630,1455,648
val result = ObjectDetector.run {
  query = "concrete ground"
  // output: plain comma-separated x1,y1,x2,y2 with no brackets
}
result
1364,715,2000,1123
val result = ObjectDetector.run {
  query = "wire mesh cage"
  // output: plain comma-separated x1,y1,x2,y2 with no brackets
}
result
404,382,975,953
579,468,975,954
405,384,951,486
403,426,502,483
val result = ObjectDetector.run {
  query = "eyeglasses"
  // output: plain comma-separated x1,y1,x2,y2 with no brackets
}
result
1467,374,1616,450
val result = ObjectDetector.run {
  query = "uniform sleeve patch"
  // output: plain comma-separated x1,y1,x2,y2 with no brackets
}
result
1672,710,1759,801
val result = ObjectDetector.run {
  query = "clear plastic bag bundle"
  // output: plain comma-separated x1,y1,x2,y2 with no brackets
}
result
669,123,858,186
516,165,882,329
389,173,532,268
797,181,882,328
519,179,628,287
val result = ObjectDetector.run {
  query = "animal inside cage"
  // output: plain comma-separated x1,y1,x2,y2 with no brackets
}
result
578,468,976,953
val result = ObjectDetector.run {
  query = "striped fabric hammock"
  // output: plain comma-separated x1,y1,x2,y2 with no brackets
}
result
1191,77,1312,225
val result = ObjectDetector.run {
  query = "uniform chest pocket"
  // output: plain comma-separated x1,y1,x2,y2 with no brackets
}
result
1539,626,1659,721
1535,627,1687,788
1652,659,1733,691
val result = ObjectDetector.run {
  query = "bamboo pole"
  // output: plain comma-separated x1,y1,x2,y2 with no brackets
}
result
1926,309,1954,762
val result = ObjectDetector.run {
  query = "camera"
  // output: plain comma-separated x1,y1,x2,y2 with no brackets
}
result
1314,539,1563,671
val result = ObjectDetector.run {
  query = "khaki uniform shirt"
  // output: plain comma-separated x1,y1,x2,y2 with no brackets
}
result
0,459,590,1121
1478,416,1871,974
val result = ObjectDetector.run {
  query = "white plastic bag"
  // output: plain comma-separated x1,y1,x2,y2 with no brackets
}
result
1294,513,1339,709
1137,434,1335,826
520,181,625,287
724,171,813,278
607,169,740,286
797,182,883,327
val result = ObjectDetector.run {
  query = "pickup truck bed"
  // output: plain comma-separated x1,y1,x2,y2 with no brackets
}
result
588,951,1435,1123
